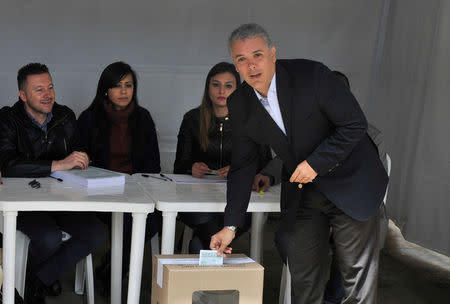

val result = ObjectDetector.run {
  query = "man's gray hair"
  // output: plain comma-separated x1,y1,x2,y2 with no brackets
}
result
228,23,273,53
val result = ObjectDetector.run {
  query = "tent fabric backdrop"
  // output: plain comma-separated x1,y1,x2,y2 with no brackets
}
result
0,0,448,255
366,0,450,255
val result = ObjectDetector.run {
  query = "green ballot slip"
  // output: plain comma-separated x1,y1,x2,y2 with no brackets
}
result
199,250,223,265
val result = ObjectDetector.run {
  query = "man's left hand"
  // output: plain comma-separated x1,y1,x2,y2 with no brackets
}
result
290,160,317,184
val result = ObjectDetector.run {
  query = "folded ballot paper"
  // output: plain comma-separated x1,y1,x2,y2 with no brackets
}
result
50,166,125,188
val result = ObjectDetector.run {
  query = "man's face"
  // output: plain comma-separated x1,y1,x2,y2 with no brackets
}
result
19,73,55,121
231,36,276,97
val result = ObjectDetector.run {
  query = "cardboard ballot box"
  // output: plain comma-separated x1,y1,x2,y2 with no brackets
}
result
151,254,264,304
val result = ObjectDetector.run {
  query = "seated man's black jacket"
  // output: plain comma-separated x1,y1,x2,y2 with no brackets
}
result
0,100,83,177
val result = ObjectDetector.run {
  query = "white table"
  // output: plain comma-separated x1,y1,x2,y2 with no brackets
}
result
0,177,154,304
133,174,280,263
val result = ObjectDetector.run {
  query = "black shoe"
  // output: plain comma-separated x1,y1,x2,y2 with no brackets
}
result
41,281,61,297
24,276,47,304
24,283,45,304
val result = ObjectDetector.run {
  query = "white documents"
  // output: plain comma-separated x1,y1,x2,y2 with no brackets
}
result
50,166,125,188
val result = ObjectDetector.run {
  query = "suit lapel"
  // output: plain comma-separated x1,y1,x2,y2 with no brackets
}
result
275,62,293,143
242,83,298,173
254,93,287,141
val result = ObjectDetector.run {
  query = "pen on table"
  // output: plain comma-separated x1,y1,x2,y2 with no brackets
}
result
159,173,173,181
50,176,63,182
142,174,168,181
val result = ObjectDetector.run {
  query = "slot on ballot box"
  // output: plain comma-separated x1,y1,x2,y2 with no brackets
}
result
151,254,264,304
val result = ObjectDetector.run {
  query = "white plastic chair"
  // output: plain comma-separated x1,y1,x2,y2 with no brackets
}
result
383,154,391,204
0,228,30,298
75,232,160,300
0,214,31,298
279,154,392,304
0,217,94,302
74,254,95,303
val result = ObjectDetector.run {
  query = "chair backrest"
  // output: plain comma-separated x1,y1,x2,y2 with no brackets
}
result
383,153,391,204
0,212,31,297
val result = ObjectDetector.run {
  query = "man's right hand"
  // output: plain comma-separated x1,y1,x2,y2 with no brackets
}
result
252,173,271,192
210,227,235,257
192,162,210,178
51,151,89,171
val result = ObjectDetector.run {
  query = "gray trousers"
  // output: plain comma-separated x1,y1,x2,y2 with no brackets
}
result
276,184,380,304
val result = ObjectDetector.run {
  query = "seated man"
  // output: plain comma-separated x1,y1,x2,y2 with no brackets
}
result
0,63,106,304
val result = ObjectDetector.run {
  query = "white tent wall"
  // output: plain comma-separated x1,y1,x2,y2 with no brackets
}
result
366,0,450,255
0,0,383,160
0,0,448,255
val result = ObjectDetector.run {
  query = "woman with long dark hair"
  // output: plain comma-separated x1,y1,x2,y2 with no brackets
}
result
77,61,161,292
174,62,273,253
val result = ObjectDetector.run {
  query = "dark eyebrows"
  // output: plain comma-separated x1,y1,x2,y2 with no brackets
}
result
117,80,134,85
234,49,264,59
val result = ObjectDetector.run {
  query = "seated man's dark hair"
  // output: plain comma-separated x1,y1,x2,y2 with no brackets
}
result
17,63,50,90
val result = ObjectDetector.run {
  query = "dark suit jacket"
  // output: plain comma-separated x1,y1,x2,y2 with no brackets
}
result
224,59,389,228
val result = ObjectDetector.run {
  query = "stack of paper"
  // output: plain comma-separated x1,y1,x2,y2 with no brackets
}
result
50,166,125,188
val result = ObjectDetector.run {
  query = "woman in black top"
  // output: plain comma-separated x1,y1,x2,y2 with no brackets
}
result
174,62,272,253
78,61,161,292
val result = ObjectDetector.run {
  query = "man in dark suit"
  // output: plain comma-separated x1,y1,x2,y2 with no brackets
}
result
210,24,388,303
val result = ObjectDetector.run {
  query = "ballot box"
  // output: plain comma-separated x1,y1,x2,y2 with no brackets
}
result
151,254,264,304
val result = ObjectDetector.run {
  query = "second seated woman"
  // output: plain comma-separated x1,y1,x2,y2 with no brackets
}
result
174,62,273,253
77,61,161,290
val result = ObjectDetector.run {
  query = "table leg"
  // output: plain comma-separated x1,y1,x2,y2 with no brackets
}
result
161,211,178,254
250,212,265,263
111,212,124,304
3,211,18,304
126,212,148,304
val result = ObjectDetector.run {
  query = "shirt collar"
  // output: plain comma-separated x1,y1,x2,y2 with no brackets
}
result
23,104,53,131
253,72,277,101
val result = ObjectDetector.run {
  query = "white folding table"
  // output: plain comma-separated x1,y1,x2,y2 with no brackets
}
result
133,173,280,263
0,176,154,304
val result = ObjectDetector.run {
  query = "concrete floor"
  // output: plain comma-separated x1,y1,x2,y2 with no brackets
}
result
46,216,450,304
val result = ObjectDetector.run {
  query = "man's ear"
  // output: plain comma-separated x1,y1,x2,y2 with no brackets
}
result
18,90,27,102
234,63,241,75
270,46,277,63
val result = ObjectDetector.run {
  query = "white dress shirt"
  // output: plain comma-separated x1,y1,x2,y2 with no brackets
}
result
253,73,287,135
